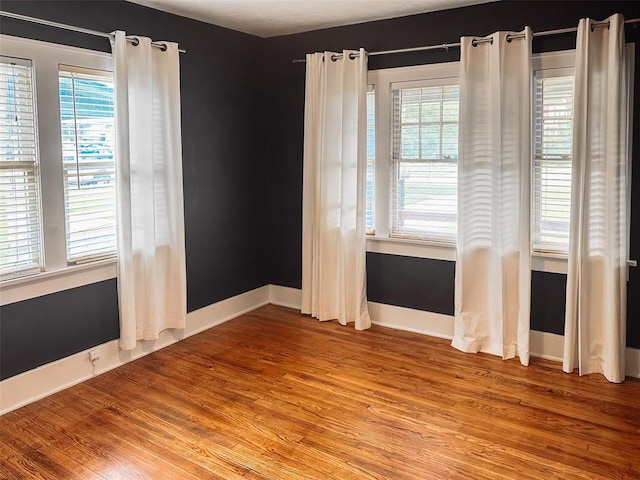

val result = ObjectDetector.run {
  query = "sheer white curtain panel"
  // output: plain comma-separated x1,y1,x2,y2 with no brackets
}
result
301,49,371,330
452,29,532,364
563,14,629,383
111,31,187,351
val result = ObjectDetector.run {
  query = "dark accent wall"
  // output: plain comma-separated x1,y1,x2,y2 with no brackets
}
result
530,271,567,336
0,280,119,379
263,1,640,348
0,1,270,379
366,253,454,316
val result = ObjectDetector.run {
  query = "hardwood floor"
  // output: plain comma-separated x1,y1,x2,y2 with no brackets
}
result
1,304,639,479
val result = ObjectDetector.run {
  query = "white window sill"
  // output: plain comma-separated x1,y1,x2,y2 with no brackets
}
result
531,252,568,274
366,235,568,274
0,259,117,306
366,235,456,261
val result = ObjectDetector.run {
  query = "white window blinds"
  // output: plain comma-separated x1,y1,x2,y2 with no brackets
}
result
533,75,574,253
0,57,42,279
59,67,116,263
366,88,375,235
390,85,458,242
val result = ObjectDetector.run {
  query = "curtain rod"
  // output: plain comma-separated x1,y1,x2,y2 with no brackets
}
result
292,16,640,63
0,10,187,54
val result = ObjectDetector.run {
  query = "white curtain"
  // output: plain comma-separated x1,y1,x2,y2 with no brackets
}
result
301,49,371,330
111,31,187,351
563,14,629,383
452,29,532,364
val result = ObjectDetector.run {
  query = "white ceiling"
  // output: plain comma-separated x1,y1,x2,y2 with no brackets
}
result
128,0,493,38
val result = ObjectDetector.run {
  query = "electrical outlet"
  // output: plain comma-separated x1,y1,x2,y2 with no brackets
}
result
88,349,100,363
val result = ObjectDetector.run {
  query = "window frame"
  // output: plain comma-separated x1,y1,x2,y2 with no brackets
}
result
367,62,459,254
0,34,116,305
531,72,575,255
531,51,576,259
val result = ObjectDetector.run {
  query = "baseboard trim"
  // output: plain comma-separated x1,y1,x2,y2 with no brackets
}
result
3,284,638,414
368,301,454,339
269,285,640,380
268,284,302,310
0,285,270,415
529,330,564,363
626,347,640,379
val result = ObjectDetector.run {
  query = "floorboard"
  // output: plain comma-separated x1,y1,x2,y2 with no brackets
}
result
1,304,639,479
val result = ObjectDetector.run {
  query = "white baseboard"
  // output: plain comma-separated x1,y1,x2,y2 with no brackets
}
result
0,285,270,415
368,301,454,339
529,330,640,378
626,347,640,379
3,284,638,415
268,285,640,379
268,284,302,310
530,330,564,363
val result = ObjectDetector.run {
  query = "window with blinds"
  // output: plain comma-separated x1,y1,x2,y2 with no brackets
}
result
390,85,458,242
59,67,116,263
0,57,42,279
366,88,375,235
533,75,574,253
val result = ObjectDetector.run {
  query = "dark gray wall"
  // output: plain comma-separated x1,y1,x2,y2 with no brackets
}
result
0,1,270,379
0,280,120,379
263,1,640,348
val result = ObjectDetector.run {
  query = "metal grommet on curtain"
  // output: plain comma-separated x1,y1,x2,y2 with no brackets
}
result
471,39,477,47
506,34,512,43
159,43,168,52
131,37,140,46
330,54,338,62
348,52,356,60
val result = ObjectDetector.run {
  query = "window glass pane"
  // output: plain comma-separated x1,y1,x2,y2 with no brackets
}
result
441,123,458,159
400,88,420,123
420,124,441,159
59,68,116,263
0,57,42,278
391,161,457,240
401,125,420,159
442,85,459,122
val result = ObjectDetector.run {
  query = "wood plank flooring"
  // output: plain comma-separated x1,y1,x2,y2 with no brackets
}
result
1,304,639,479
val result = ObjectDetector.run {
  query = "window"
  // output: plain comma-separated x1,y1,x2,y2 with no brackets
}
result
532,75,574,254
0,35,114,286
0,57,42,278
59,67,116,263
390,84,458,242
367,62,460,249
